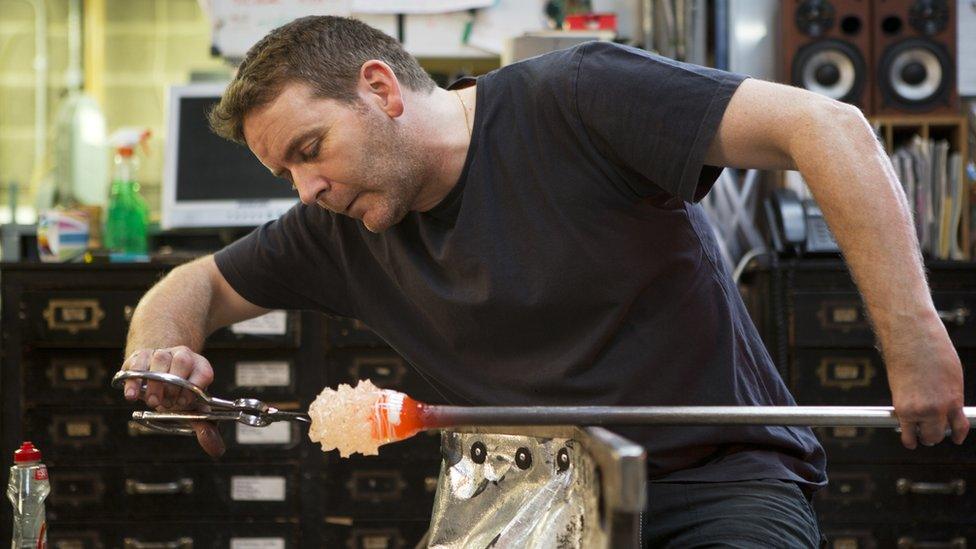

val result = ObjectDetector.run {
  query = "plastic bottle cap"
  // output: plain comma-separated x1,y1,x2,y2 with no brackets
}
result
13,441,41,463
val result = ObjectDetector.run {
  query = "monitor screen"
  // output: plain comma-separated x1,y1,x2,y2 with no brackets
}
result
162,83,297,229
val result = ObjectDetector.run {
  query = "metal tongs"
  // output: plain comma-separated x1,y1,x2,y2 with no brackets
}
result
111,370,310,436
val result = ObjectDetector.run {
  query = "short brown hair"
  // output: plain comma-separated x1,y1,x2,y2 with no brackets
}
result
208,16,436,144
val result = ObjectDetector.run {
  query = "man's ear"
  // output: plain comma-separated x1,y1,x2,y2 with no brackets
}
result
358,60,404,118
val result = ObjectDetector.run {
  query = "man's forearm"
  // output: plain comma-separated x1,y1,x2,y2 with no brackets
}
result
789,108,942,354
125,258,218,356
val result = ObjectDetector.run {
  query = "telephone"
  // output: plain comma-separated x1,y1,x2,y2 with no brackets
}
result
763,188,840,256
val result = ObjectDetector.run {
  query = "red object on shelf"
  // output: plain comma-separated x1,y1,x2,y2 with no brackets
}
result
564,13,617,31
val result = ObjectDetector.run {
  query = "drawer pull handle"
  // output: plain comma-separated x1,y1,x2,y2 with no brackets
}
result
897,536,966,549
937,307,971,327
352,357,406,387
347,470,406,501
125,478,194,495
895,478,966,496
123,537,193,549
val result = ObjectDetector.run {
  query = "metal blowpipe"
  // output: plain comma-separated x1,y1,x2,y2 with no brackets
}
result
422,405,976,429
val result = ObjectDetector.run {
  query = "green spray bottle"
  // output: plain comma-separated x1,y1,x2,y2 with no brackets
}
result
104,128,150,260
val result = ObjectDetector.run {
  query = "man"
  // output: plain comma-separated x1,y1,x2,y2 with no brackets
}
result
121,15,968,547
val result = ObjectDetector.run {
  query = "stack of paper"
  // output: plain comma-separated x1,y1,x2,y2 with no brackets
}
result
890,136,965,260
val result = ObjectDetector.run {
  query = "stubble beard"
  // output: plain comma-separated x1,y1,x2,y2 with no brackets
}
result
358,115,427,233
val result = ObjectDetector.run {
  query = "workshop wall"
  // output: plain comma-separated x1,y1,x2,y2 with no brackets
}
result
0,0,229,219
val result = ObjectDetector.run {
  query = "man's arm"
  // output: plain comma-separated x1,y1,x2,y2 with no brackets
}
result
704,77,969,449
122,254,269,456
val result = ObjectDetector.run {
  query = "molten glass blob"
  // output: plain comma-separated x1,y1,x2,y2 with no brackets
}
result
307,379,427,457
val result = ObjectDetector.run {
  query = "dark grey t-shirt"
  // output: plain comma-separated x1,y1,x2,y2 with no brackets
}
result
215,42,827,492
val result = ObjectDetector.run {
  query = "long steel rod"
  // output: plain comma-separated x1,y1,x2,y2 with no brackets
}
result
424,406,976,428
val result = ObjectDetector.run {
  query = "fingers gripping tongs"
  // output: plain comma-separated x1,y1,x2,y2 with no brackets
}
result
111,370,311,436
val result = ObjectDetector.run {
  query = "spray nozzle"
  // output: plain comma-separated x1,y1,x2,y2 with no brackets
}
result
110,128,151,157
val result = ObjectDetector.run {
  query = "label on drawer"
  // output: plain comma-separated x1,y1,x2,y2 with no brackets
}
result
235,361,291,387
66,421,93,437
62,365,91,381
231,311,287,335
230,538,285,549
231,476,286,501
236,422,292,445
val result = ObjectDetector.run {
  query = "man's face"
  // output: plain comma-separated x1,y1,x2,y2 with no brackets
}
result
243,81,426,232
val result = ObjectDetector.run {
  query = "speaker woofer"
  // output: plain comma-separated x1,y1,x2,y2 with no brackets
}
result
792,39,866,103
878,37,952,109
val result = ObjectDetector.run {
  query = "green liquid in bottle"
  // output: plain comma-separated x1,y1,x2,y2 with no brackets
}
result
104,179,149,255
104,144,149,259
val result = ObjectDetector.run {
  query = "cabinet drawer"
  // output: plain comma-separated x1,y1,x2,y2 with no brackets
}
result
207,311,301,349
792,291,976,348
815,425,976,464
814,464,976,523
792,292,870,348
24,350,307,406
307,429,441,463
47,463,300,519
25,408,305,461
20,291,142,346
325,317,387,348
820,523,976,549
320,518,430,549
327,348,446,404
23,350,120,406
934,292,976,348
317,457,441,520
791,349,976,405
19,291,300,349
48,520,300,549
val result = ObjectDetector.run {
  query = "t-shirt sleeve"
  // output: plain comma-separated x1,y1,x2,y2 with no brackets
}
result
574,42,747,202
213,204,354,316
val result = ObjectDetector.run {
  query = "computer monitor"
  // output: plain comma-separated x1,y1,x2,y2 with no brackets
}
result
162,83,297,229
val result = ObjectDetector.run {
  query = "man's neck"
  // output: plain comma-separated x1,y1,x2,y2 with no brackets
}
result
410,85,476,212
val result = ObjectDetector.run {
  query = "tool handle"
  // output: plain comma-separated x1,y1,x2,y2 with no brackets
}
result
112,370,237,409
130,411,252,436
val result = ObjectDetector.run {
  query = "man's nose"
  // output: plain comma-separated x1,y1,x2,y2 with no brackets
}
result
293,169,326,206
295,181,317,206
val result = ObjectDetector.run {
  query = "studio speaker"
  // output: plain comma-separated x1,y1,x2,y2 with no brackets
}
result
782,0,873,112
872,0,957,115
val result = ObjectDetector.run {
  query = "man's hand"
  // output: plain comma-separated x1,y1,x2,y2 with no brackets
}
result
122,346,226,458
884,313,969,449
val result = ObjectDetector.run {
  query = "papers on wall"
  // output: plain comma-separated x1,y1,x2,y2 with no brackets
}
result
208,0,516,59
403,11,494,57
352,0,493,14
890,136,966,260
467,0,549,55
210,0,353,59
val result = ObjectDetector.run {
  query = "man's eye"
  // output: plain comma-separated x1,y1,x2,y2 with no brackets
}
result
300,141,320,162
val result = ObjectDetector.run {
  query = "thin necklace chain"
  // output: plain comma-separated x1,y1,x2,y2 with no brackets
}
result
454,89,472,140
